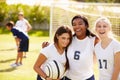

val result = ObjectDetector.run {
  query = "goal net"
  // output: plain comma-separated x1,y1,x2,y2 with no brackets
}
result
50,1,120,41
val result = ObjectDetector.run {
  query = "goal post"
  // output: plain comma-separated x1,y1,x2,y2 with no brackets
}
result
50,2,120,41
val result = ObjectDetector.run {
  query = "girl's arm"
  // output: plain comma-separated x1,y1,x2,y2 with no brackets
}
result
111,52,120,80
26,21,32,32
15,37,20,48
33,53,51,80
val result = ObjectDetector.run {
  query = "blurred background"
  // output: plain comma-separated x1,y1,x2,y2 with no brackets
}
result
0,0,120,38
0,0,120,80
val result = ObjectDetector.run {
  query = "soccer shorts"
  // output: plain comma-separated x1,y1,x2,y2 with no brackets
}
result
18,39,29,52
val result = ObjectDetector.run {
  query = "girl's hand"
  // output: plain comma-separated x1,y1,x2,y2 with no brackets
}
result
45,77,52,80
42,42,50,48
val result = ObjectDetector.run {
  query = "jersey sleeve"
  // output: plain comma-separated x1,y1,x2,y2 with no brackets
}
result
23,19,29,25
40,44,52,58
25,19,28,23
11,29,18,38
113,40,120,54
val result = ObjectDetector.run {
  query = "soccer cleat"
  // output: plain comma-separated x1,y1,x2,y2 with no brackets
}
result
10,63,19,67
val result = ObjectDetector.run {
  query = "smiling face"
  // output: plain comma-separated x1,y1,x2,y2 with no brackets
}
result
54,26,72,49
72,18,87,39
95,20,111,38
57,33,71,48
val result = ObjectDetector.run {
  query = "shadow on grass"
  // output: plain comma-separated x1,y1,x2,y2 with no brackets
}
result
0,67,17,72
0,58,16,63
0,48,15,51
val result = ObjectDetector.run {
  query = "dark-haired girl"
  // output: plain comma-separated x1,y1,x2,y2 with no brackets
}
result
62,15,99,80
34,25,72,80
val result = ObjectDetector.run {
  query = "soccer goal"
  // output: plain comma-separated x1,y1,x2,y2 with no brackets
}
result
49,1,120,41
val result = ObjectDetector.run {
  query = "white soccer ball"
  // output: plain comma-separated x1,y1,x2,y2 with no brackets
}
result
43,60,65,79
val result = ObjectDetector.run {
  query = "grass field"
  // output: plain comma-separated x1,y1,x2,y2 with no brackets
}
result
0,34,49,80
0,34,99,80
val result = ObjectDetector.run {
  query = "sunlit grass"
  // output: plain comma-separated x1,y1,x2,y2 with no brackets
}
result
0,34,49,80
0,34,100,80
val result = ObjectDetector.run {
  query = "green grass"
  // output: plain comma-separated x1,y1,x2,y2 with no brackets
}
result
0,34,99,80
0,28,49,37
0,34,49,80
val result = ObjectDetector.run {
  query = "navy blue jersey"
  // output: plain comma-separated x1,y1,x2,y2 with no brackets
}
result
11,27,28,40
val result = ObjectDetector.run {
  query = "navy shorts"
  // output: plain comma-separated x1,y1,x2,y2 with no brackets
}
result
61,76,71,80
86,75,95,80
18,39,29,52
61,75,95,80
37,75,43,80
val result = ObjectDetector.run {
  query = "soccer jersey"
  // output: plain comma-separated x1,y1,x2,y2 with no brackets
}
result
11,27,28,40
95,39,120,80
66,36,95,80
11,27,29,52
15,18,28,33
40,44,66,68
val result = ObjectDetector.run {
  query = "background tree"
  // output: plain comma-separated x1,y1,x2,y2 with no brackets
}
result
72,0,120,3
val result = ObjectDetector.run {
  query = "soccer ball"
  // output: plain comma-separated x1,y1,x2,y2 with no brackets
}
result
43,60,65,79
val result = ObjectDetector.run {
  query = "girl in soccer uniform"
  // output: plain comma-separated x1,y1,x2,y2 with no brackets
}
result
15,12,32,33
94,17,120,80
33,26,72,80
15,12,32,58
6,21,29,66
62,15,99,80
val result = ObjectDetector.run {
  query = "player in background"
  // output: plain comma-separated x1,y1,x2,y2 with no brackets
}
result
33,25,72,80
15,11,32,58
94,17,120,80
6,21,29,67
